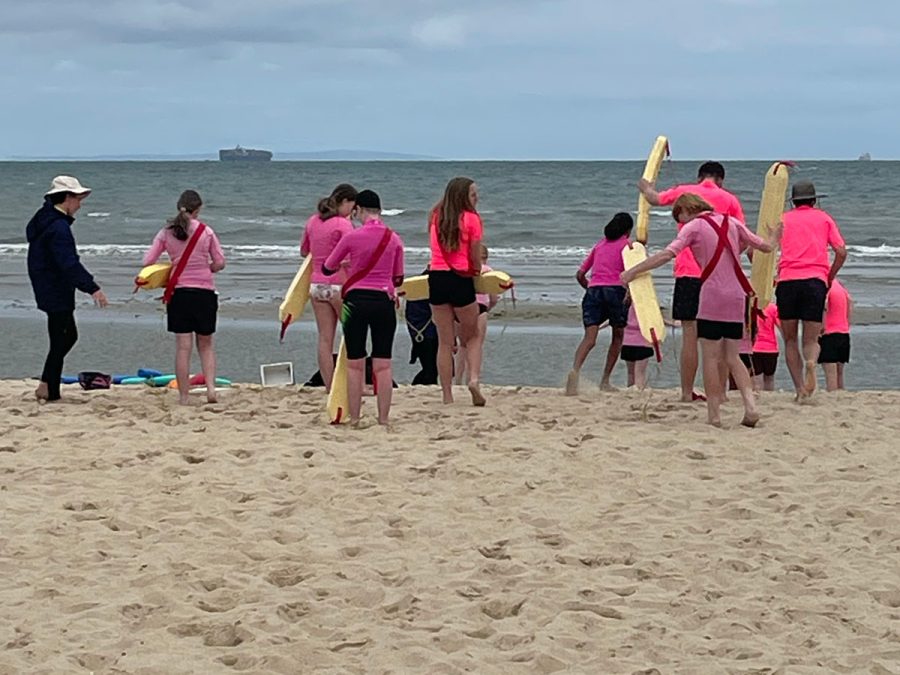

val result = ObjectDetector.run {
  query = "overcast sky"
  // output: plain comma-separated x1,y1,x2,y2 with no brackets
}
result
2,0,898,159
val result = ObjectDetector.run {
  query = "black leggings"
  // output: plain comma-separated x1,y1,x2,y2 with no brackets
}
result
41,311,78,400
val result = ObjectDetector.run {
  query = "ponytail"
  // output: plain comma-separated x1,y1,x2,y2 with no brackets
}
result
317,183,358,220
167,189,203,241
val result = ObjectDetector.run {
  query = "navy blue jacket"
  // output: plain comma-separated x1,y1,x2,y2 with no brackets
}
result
26,200,100,313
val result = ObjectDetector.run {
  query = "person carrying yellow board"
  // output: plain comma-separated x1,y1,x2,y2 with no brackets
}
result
621,194,780,428
636,161,745,403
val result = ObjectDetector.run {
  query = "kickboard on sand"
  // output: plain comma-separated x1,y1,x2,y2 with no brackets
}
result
750,161,793,309
622,242,666,361
398,270,515,302
279,255,313,341
636,135,670,244
134,263,172,291
326,338,350,424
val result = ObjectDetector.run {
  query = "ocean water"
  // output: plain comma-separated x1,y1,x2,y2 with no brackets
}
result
1,160,899,309
1,160,898,389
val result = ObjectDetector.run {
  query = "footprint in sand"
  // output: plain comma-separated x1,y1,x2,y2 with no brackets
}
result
276,602,311,623
481,597,526,620
265,566,311,588
217,654,258,670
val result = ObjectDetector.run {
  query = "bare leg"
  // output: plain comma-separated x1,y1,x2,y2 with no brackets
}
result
822,363,839,392
724,339,759,427
431,304,458,404
455,303,485,406
175,333,193,405
680,320,699,402
196,334,217,403
372,357,393,424
347,358,365,423
763,374,776,391
753,373,763,392
567,325,599,395
600,326,624,390
781,319,804,396
634,359,649,389
837,363,845,390
700,338,724,426
626,361,636,388
312,299,340,393
801,320,822,395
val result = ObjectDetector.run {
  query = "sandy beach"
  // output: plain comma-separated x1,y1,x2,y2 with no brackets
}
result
1,380,899,674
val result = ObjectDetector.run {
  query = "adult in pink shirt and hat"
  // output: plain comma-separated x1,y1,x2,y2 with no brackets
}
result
775,180,847,398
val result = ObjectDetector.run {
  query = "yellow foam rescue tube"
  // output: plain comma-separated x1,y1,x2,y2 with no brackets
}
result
622,242,666,360
636,135,670,244
750,161,793,309
134,263,172,290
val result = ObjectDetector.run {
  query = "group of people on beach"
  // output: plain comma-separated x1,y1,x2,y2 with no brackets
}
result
25,164,852,427
565,161,851,426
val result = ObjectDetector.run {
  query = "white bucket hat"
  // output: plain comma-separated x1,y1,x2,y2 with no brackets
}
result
45,175,91,197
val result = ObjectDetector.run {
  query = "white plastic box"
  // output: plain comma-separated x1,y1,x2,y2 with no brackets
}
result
260,362,294,387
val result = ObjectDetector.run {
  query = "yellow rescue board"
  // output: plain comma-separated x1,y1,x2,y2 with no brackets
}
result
326,338,350,424
397,270,515,302
622,243,665,356
750,161,792,309
636,135,670,244
134,263,172,290
279,255,313,340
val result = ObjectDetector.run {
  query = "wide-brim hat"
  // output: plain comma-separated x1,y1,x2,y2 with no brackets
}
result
790,180,826,201
45,175,91,197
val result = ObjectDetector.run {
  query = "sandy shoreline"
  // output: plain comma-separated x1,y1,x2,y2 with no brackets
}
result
1,380,899,673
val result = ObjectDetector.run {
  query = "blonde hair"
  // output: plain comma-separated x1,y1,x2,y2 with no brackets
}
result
672,194,714,222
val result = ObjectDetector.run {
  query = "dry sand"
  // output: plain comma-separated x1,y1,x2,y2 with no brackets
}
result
1,380,899,674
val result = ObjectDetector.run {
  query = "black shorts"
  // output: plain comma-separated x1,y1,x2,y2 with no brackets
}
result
581,285,628,328
818,333,850,364
342,289,396,360
697,318,743,341
775,278,827,322
672,277,701,321
167,288,218,335
739,353,753,372
752,352,778,376
621,345,654,362
428,270,476,308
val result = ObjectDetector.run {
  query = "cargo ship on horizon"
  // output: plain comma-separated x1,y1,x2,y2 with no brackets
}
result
219,145,273,161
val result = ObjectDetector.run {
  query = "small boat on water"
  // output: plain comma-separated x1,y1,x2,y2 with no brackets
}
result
858,152,872,161
219,145,273,161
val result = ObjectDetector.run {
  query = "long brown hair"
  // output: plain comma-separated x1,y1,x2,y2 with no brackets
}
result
317,183,358,220
431,176,475,251
168,189,203,241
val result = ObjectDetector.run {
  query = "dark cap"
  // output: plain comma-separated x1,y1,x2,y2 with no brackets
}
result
355,189,381,210
791,180,827,202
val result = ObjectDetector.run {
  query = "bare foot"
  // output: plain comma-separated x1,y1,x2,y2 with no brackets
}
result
804,360,817,394
565,370,579,396
178,396,191,406
599,382,618,392
206,395,218,404
741,411,761,428
34,382,49,401
468,382,486,407
707,418,722,428
442,391,454,404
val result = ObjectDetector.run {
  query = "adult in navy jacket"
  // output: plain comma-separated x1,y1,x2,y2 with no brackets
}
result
26,175,108,401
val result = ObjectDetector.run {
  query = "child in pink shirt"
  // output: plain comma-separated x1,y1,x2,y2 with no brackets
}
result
621,304,653,389
566,212,633,395
143,190,226,405
300,183,357,392
621,194,779,428
638,161,746,404
751,303,781,391
818,278,852,391
323,189,404,426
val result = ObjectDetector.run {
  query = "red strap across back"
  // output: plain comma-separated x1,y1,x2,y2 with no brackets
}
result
341,227,394,299
697,213,760,331
163,223,207,304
